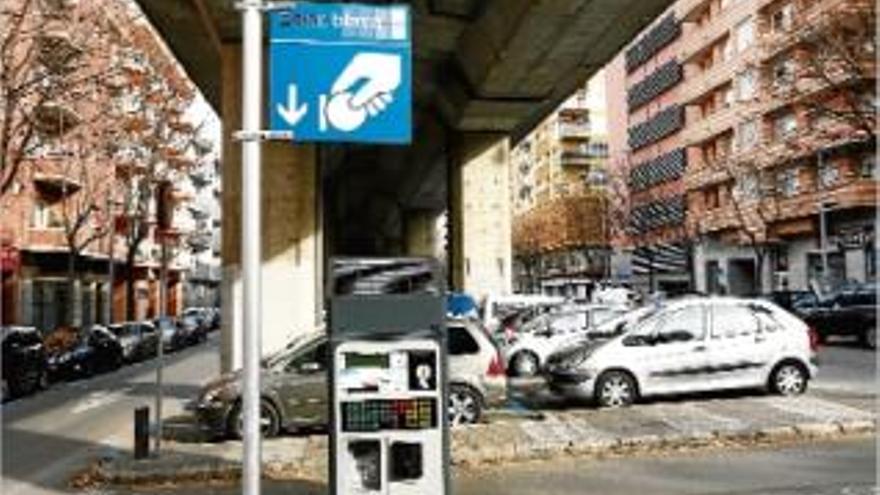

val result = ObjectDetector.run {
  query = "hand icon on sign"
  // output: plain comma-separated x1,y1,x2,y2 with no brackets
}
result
324,52,401,132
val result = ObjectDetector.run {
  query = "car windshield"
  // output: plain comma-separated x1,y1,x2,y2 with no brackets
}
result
591,306,657,336
262,333,322,368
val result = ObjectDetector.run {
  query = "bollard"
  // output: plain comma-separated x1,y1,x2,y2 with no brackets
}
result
134,406,150,460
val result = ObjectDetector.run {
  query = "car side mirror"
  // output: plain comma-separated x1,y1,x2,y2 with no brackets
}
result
299,362,322,374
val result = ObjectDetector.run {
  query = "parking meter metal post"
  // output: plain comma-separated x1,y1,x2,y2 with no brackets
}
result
330,294,449,495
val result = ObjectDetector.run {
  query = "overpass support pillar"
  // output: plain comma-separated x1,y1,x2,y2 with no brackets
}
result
220,44,323,373
449,133,513,300
403,209,440,258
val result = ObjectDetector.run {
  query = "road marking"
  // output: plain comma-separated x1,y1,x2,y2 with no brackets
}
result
762,395,875,422
71,388,133,415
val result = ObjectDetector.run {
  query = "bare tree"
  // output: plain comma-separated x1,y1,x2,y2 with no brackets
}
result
0,0,128,198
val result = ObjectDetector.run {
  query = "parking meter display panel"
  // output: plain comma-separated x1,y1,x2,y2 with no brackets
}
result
334,339,444,495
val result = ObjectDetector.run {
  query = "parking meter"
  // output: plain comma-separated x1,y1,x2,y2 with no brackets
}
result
330,293,449,495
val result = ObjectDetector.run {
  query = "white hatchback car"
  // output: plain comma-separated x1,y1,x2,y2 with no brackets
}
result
545,297,819,407
503,304,628,377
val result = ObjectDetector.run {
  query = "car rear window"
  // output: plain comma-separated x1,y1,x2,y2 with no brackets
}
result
447,327,479,355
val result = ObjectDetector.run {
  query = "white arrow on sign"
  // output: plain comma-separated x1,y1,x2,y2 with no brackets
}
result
277,85,308,127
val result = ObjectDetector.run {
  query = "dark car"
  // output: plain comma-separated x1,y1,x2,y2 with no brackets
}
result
178,314,208,345
47,325,124,381
762,290,815,312
794,284,876,349
109,321,159,362
1,326,48,401
154,317,188,352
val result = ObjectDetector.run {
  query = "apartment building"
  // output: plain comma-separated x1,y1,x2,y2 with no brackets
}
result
606,9,693,295
511,73,610,298
0,0,208,330
678,0,876,295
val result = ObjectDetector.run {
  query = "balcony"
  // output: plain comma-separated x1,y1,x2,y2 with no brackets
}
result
680,101,753,146
679,46,757,104
37,28,83,73
560,144,608,166
678,0,754,62
626,13,681,73
628,105,684,151
33,172,81,198
693,178,878,235
760,0,865,61
34,102,79,136
558,123,591,140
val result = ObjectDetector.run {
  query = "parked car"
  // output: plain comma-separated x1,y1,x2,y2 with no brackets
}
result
154,317,187,352
109,321,159,362
482,294,565,333
792,283,876,349
502,304,629,377
177,314,207,346
189,318,507,439
761,290,816,312
544,297,819,408
1,326,48,401
47,325,123,381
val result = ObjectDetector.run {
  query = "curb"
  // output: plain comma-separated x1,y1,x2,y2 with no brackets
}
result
79,417,877,489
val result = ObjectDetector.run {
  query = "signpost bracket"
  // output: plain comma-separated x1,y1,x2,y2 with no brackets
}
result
233,129,294,142
234,0,299,12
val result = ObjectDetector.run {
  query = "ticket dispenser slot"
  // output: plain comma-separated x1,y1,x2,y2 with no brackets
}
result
330,293,448,495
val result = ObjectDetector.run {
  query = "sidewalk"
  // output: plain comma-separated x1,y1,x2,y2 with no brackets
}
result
79,392,876,489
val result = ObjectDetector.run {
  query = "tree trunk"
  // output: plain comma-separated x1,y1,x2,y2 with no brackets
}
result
66,249,77,327
125,249,136,321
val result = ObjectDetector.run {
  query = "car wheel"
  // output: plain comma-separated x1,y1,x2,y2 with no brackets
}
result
862,327,876,350
448,384,483,426
512,351,540,377
37,369,50,390
770,362,808,396
227,399,281,439
595,370,638,408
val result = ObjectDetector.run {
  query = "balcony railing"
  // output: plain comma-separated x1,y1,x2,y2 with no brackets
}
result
558,123,591,140
679,46,757,105
680,101,756,146
626,13,681,73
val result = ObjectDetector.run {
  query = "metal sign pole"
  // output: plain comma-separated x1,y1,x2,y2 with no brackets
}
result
154,236,167,456
240,2,263,495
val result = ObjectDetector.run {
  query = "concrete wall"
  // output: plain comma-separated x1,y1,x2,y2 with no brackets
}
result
451,134,513,300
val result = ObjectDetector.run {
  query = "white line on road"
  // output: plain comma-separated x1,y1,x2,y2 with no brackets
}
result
71,387,134,415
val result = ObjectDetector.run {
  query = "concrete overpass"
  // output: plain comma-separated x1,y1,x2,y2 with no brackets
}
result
135,0,672,371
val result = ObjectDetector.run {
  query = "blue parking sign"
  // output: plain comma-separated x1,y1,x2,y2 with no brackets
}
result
268,2,411,144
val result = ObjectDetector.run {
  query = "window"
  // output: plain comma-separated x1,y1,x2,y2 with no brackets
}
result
733,173,759,200
860,153,876,179
447,327,479,355
771,3,794,33
777,167,799,197
655,305,705,342
818,162,838,188
774,112,797,139
712,304,759,338
706,187,720,209
287,340,328,371
772,58,796,88
721,37,735,61
735,69,757,100
735,18,755,52
31,201,62,229
735,119,759,151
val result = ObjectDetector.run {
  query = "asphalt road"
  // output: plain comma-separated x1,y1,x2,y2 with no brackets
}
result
813,339,878,396
1,334,221,495
100,438,877,495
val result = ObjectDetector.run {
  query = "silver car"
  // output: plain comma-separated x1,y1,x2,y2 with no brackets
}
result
545,297,819,408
